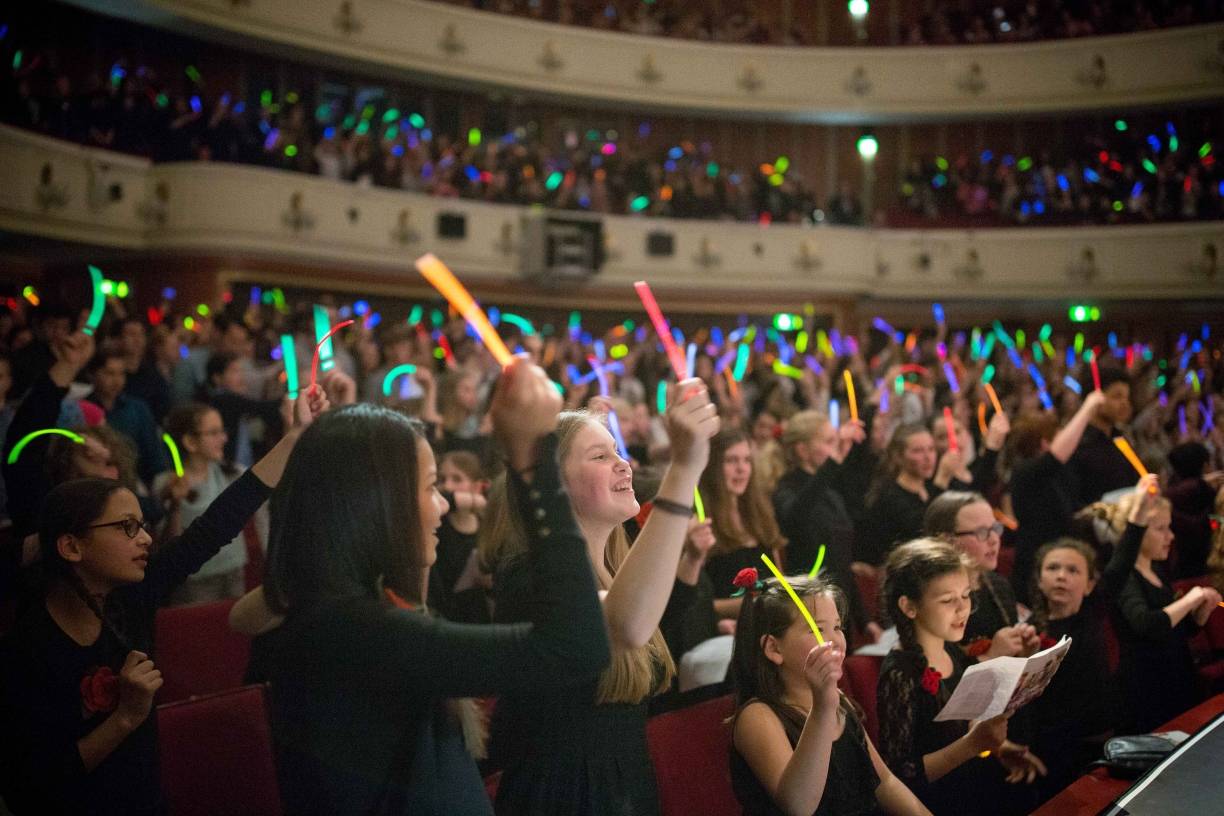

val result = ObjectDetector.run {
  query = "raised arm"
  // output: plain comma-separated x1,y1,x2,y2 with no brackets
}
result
1049,390,1105,464
601,378,719,650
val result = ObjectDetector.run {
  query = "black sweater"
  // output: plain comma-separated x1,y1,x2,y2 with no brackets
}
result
248,434,611,816
0,470,270,816
859,480,942,566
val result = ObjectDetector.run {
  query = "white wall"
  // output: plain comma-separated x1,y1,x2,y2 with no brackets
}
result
1,125,1220,299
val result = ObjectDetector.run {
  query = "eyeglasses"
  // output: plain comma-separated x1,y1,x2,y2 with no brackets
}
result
86,518,154,539
954,522,1005,542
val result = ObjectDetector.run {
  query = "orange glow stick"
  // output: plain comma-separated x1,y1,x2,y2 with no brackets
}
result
415,253,512,366
943,407,958,453
843,370,858,422
984,383,1004,417
993,508,1019,531
1113,437,1149,478
724,367,739,401
977,402,989,435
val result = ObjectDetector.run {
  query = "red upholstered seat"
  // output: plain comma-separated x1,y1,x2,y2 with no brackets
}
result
996,545,1016,579
854,568,880,625
839,654,882,744
646,694,741,816
154,599,250,703
157,684,283,816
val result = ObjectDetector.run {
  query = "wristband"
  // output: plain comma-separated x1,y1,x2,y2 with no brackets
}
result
651,497,694,517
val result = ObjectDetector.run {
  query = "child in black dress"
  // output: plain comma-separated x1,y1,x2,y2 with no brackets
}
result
730,575,929,815
429,450,490,623
877,539,1045,816
0,389,318,815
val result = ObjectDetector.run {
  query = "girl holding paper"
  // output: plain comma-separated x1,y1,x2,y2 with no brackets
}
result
729,575,930,816
877,539,1045,816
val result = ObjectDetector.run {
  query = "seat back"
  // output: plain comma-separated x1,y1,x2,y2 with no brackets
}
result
157,684,283,816
854,569,880,624
155,599,250,703
647,694,741,816
839,654,882,744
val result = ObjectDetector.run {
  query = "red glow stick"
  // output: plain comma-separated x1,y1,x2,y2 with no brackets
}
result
634,281,688,382
310,320,354,394
1091,352,1101,392
943,407,958,453
415,253,512,366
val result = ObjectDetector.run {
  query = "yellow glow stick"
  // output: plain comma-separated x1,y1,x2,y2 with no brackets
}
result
843,370,858,422
162,433,184,478
984,383,1004,417
760,553,824,644
693,488,706,522
414,253,512,365
808,544,826,579
1113,437,1149,478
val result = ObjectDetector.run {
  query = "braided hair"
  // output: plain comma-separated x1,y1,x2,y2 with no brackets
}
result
882,538,971,654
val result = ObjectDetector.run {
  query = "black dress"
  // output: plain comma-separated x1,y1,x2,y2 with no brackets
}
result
877,645,1025,816
730,700,882,816
1009,452,1080,604
427,507,490,625
1105,522,1201,733
961,571,1018,654
708,546,771,601
490,542,678,816
0,471,270,816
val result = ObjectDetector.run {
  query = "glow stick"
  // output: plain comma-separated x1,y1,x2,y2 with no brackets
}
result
943,407,958,453
829,400,840,430
942,362,960,395
1063,376,1082,395
773,361,803,379
1178,406,1188,437
633,281,687,382
589,357,628,458
1091,352,1101,392
693,488,706,523
984,383,1004,416
932,303,945,325
871,317,896,336
993,508,1019,531
7,428,85,464
686,343,697,378
1113,437,1149,478
760,553,824,644
656,381,668,415
978,403,988,435
733,344,750,381
808,544,827,579
162,433,184,478
844,370,858,422
382,364,417,397
83,265,106,336
310,319,354,394
416,254,512,365
280,335,299,399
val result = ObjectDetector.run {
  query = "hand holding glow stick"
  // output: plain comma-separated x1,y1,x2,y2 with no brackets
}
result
415,253,512,365
310,320,354,395
760,553,824,644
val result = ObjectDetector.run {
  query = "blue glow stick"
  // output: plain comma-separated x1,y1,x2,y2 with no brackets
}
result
1063,376,1082,394
686,343,697,378
943,362,960,394
829,400,840,430
932,303,945,324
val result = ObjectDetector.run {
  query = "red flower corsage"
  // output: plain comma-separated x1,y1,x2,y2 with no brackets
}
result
731,567,762,597
1038,634,1057,651
921,667,942,696
80,666,119,715
964,637,993,658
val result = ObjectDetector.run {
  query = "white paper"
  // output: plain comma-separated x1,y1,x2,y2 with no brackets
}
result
935,636,1072,722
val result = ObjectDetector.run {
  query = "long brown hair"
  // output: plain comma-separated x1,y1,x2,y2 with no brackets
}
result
480,410,675,705
700,428,785,558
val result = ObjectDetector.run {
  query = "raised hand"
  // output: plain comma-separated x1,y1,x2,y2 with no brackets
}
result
984,410,1011,451
663,377,720,472
491,356,562,474
684,518,716,561
803,642,845,713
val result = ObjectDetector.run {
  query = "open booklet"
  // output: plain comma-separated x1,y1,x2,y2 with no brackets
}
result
934,636,1071,722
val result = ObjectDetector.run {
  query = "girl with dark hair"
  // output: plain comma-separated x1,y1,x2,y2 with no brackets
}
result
0,391,318,816
155,401,251,605
729,575,929,815
233,359,613,816
428,450,491,624
923,492,1039,662
859,425,946,566
701,427,787,622
478,379,719,816
876,539,1044,816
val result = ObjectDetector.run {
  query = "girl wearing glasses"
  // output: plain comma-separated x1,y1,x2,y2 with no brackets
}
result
924,492,1040,662
0,391,323,816
877,539,1045,816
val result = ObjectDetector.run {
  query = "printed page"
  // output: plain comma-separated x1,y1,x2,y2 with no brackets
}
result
934,636,1072,721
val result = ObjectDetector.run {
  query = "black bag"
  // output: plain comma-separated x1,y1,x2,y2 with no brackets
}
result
1097,734,1178,779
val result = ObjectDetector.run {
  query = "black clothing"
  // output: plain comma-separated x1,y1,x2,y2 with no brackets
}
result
859,480,942,566
659,572,718,667
1009,452,1080,604
1068,425,1139,508
250,434,610,816
1165,476,1217,579
963,570,1018,649
428,506,489,625
0,470,269,816
124,361,173,424
730,701,882,816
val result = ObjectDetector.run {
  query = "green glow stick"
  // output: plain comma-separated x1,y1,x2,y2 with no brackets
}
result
83,266,106,336
382,364,417,397
760,553,824,644
280,335,299,399
656,381,668,414
808,544,827,578
162,433,184,478
7,428,84,464
313,305,335,374
693,488,706,522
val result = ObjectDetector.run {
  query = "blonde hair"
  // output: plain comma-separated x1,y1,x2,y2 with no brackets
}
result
479,411,675,705
780,410,830,466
